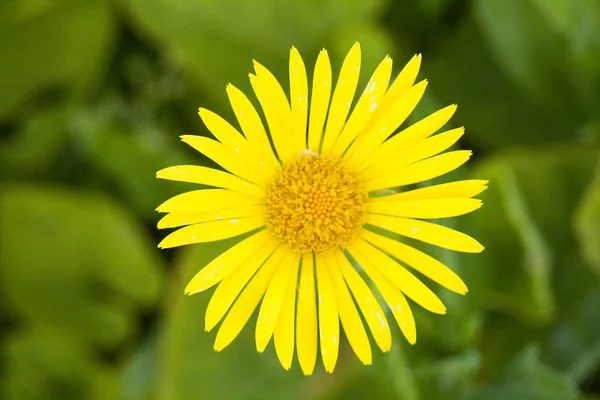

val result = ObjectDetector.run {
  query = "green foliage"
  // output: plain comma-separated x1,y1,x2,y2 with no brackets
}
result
0,185,163,399
0,0,599,399
466,347,578,400
0,0,114,119
575,161,600,276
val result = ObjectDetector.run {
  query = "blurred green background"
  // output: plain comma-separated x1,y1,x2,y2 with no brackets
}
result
1,0,600,399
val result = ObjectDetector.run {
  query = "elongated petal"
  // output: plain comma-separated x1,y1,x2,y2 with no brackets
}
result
185,230,271,295
331,56,393,157
366,214,484,253
226,84,280,168
296,254,317,375
156,189,263,213
375,54,422,119
366,198,482,219
308,49,332,153
274,255,300,370
157,166,265,196
363,150,472,192
346,54,421,159
334,251,391,352
351,237,446,314
361,229,468,294
158,205,266,229
362,105,457,172
315,253,339,373
290,47,309,153
205,240,279,331
251,62,295,163
321,43,361,154
360,127,464,181
214,246,286,351
370,180,489,202
346,80,428,169
199,108,277,182
256,251,298,352
158,217,264,249
326,253,372,365
181,135,268,187
347,243,416,344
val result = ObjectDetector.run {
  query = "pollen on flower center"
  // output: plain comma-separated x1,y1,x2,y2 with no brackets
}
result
267,152,367,253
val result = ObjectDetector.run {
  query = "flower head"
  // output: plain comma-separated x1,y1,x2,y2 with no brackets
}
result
157,43,486,375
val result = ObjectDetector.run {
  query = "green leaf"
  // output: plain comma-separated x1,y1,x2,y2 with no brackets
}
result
0,326,119,400
127,0,392,106
83,119,194,220
473,147,600,378
0,107,71,180
122,333,161,400
385,341,420,400
465,347,578,400
528,0,578,32
473,0,586,116
473,158,554,323
569,0,600,91
413,350,481,400
426,17,583,149
0,0,115,119
574,160,600,276
0,185,164,348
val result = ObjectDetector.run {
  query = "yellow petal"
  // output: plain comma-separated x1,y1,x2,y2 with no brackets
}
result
185,230,271,295
274,254,300,370
346,54,421,160
251,62,295,163
369,180,489,202
366,198,482,219
346,243,416,344
360,127,465,181
158,205,266,229
214,246,286,351
256,251,298,352
205,239,279,331
296,254,318,375
351,237,446,314
361,229,468,294
321,43,361,155
157,217,264,249
315,252,339,373
363,150,473,192
307,49,332,153
334,251,392,352
331,56,393,158
289,47,309,153
346,80,428,170
157,165,265,196
326,252,372,366
362,104,457,172
375,54,422,119
366,214,484,253
198,108,277,183
181,135,268,187
226,84,280,168
156,189,263,213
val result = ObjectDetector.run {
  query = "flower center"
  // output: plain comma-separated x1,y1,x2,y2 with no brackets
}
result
266,152,367,253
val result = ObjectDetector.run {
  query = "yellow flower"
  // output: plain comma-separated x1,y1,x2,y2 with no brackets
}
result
157,43,486,375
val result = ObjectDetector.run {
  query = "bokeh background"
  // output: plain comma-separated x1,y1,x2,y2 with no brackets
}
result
1,0,600,399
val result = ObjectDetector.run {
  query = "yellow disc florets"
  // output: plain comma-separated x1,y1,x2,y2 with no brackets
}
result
267,152,367,253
